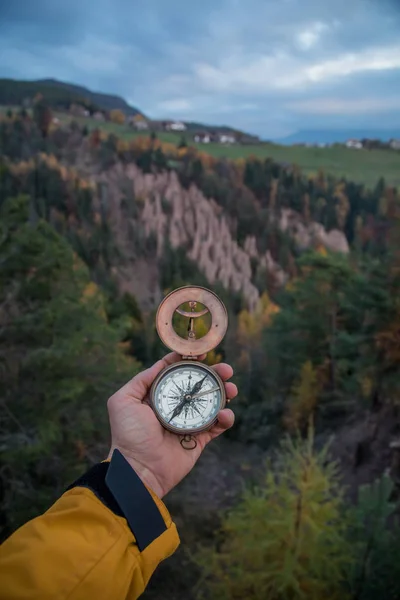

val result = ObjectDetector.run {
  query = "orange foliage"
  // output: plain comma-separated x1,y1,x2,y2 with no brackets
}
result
109,109,126,125
82,281,99,300
315,244,328,256
178,146,189,158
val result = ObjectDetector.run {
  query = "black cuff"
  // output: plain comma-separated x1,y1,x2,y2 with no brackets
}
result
66,449,167,551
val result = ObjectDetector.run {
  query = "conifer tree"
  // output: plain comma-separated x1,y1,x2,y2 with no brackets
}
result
0,195,137,536
197,432,352,600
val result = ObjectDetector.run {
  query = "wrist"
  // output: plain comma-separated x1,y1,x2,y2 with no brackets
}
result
107,448,165,499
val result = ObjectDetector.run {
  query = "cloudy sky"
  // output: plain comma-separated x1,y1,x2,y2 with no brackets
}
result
0,0,399,138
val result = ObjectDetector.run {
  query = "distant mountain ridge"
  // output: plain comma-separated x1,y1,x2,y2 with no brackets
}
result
277,129,400,145
37,79,144,117
0,77,258,140
0,77,145,117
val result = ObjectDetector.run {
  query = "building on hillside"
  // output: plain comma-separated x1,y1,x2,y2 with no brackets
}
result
218,133,236,144
194,132,212,143
346,139,363,149
129,114,149,131
134,120,149,131
93,111,106,121
389,139,400,150
165,121,187,132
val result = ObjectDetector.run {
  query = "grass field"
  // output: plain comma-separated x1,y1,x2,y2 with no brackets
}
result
2,106,399,189
57,113,400,189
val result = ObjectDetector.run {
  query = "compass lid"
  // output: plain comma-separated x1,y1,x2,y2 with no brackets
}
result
156,286,228,358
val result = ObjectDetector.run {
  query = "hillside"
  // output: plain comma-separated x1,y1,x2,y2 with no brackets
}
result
0,77,144,117
37,78,144,117
49,110,400,189
2,78,400,190
0,78,252,137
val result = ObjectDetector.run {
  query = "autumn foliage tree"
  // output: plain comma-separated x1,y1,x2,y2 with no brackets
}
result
109,109,126,125
198,432,352,600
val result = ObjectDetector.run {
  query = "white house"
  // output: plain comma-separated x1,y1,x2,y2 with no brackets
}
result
135,120,149,131
389,139,400,150
194,133,211,143
346,139,363,149
166,121,187,132
218,134,236,144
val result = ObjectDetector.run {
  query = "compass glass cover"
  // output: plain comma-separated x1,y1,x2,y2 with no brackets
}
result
152,364,223,432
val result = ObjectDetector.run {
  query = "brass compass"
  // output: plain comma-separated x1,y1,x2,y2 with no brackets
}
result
150,286,228,447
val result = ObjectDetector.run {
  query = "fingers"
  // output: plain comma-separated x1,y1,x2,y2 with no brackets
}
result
211,362,237,401
212,362,233,382
116,352,182,402
225,381,238,400
214,408,235,432
198,408,235,447
114,354,237,405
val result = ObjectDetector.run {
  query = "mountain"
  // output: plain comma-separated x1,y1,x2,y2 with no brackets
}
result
277,129,400,145
0,78,259,139
0,77,144,117
37,79,144,117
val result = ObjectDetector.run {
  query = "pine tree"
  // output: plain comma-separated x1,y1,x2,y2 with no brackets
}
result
348,474,400,600
0,195,138,536
197,432,352,600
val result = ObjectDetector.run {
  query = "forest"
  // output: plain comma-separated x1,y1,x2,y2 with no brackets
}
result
1,101,400,599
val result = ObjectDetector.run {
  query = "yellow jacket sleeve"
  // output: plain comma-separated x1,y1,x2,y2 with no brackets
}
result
0,463,180,600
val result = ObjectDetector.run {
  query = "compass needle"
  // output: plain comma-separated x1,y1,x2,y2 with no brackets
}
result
191,386,220,400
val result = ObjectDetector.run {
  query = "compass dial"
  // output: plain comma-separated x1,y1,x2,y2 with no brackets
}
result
151,362,225,434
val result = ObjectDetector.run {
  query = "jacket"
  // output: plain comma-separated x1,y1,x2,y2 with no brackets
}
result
0,450,180,600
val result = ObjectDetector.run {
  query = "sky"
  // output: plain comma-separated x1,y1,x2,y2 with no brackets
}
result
0,0,399,138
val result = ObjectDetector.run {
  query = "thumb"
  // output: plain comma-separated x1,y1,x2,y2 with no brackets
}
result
115,353,181,402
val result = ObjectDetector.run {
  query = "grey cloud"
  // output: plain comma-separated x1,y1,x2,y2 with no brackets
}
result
0,0,399,138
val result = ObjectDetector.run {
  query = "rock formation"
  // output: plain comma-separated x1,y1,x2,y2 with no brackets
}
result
86,163,349,311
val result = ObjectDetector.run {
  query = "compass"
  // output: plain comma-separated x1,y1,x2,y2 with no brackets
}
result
150,286,228,446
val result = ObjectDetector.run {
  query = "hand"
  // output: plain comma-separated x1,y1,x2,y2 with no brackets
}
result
107,352,237,499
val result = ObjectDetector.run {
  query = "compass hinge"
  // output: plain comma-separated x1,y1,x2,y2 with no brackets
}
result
181,355,199,360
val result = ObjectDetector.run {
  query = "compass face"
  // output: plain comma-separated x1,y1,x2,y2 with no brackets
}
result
151,362,225,434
